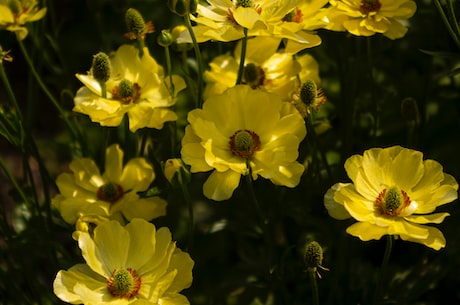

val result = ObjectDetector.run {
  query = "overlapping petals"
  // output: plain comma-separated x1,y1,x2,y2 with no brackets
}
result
324,146,458,250
0,0,47,40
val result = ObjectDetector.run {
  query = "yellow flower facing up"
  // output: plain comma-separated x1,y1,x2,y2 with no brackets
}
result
74,44,186,132
52,144,167,224
204,37,320,101
324,0,417,39
54,218,194,305
0,0,47,40
178,0,322,52
181,85,306,201
324,146,459,250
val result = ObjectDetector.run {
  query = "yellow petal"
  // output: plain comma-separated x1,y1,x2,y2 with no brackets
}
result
125,219,157,271
404,213,450,224
103,144,124,182
203,170,241,201
121,197,167,221
120,158,155,191
399,226,446,250
346,222,388,241
324,183,353,220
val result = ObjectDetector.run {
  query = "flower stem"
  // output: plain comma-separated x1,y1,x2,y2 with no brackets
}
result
308,270,320,305
16,36,80,140
179,170,195,250
164,45,175,96
245,159,267,227
373,235,394,305
434,0,460,50
236,28,248,85
184,14,204,108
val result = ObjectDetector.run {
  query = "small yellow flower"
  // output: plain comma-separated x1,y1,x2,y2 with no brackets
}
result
74,44,186,132
52,144,167,224
324,0,417,39
178,0,322,51
181,85,306,201
54,218,194,304
0,0,47,40
204,37,320,101
324,146,459,250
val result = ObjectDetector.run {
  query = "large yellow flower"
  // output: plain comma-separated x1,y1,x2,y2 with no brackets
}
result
324,146,458,250
204,37,320,101
324,0,417,39
181,85,306,201
74,44,186,132
0,0,47,40
54,218,194,304
178,0,321,52
52,144,167,224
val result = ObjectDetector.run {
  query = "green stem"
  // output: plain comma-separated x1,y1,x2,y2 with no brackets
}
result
184,14,204,108
308,270,319,305
373,235,394,305
245,159,267,227
236,28,249,85
137,38,145,58
434,0,460,50
16,37,80,140
179,170,195,250
0,158,31,207
164,45,175,96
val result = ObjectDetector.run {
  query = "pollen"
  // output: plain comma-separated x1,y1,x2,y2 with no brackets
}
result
97,182,124,203
107,268,142,299
229,129,261,159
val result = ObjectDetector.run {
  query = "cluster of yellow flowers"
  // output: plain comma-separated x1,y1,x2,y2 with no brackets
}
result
1,0,459,304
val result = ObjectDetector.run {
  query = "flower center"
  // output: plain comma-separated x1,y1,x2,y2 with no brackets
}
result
243,63,265,89
111,79,141,104
375,186,411,217
229,129,261,159
360,0,381,14
283,7,303,23
107,268,142,299
97,182,124,203
235,0,252,8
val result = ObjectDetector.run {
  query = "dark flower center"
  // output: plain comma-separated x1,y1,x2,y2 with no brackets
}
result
107,268,142,299
375,186,411,217
97,182,124,203
360,0,382,14
243,63,265,89
112,79,141,104
229,129,261,159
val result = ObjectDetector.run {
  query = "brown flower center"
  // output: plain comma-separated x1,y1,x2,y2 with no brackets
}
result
107,268,141,299
111,79,141,104
283,7,303,23
242,63,265,89
360,0,381,14
97,182,124,203
375,186,411,217
229,129,261,159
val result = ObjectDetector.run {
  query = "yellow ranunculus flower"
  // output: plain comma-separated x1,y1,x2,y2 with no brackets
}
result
54,218,194,305
204,37,320,101
0,0,47,40
74,44,186,132
178,0,322,51
324,0,417,39
52,144,167,224
181,85,306,201
324,146,459,250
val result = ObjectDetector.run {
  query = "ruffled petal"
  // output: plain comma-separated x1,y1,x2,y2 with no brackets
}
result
346,222,388,241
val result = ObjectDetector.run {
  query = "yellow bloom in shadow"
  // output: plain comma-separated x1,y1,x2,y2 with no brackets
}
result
52,144,167,224
324,0,417,39
54,219,194,304
0,0,47,40
181,85,307,201
324,146,459,250
74,44,186,132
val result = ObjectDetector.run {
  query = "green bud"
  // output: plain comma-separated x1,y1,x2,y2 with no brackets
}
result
125,8,146,36
168,0,198,16
304,241,324,271
157,30,174,47
300,80,317,106
91,52,111,83
9,0,21,15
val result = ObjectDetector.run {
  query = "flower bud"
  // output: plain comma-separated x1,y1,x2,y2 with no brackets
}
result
401,97,419,124
91,52,111,83
157,30,174,47
168,0,198,16
164,158,190,185
300,80,318,107
125,8,146,37
72,215,109,240
304,241,328,278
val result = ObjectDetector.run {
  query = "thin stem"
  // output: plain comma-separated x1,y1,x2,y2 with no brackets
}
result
164,45,175,96
308,270,320,305
184,14,204,108
16,37,80,140
236,28,249,85
373,235,394,305
245,159,267,227
0,63,24,123
0,158,31,207
434,0,460,50
179,170,195,250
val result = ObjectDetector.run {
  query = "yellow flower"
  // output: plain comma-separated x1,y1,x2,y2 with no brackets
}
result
181,85,306,201
54,218,194,304
204,37,320,101
74,44,186,132
0,0,47,40
324,146,459,250
178,0,322,51
324,0,417,39
52,144,167,224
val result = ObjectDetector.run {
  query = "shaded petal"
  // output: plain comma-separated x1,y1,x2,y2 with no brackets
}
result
346,222,388,241
404,213,450,224
104,144,124,182
399,226,446,250
337,184,375,222
125,219,157,271
165,249,194,293
120,158,155,191
324,183,353,220
121,197,167,221
390,146,424,190
203,170,241,201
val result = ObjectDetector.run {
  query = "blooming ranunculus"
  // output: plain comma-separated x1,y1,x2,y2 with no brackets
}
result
324,146,459,250
54,218,194,304
324,0,417,39
0,0,47,40
181,85,306,201
74,44,186,132
52,144,167,224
